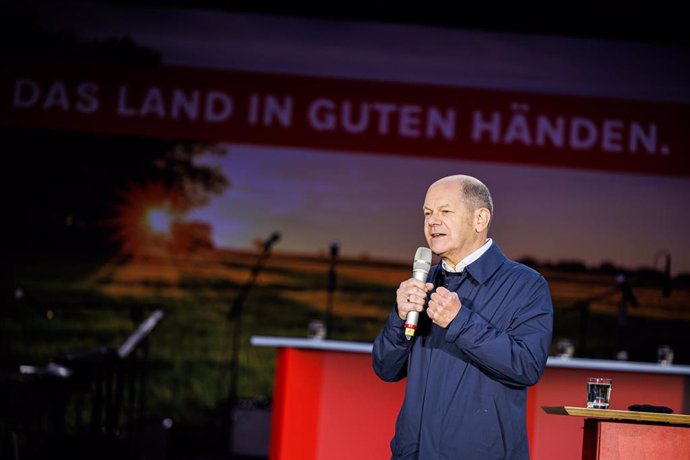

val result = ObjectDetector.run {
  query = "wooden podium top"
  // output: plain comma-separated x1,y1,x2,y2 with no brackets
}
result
542,406,690,425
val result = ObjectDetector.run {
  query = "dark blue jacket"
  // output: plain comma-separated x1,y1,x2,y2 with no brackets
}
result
373,243,553,459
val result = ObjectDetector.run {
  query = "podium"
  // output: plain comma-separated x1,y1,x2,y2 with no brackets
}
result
250,336,405,460
543,406,690,459
252,336,690,460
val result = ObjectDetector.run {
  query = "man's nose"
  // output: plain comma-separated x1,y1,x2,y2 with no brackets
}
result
426,214,441,226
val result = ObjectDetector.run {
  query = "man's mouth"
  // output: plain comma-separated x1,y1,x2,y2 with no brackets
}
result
430,232,445,239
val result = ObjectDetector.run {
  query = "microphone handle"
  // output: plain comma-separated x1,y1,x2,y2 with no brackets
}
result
404,271,428,340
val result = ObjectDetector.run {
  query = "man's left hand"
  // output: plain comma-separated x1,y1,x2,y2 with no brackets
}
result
427,286,461,328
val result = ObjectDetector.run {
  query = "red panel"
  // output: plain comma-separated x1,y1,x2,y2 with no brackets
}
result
526,384,538,457
269,348,324,460
586,419,690,460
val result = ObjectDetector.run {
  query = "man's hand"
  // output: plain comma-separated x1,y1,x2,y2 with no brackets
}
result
396,279,434,321
427,286,462,328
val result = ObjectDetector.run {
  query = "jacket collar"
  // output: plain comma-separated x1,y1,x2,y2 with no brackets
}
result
457,241,507,284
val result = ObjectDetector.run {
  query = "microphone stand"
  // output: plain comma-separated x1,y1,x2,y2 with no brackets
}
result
324,242,339,338
226,232,279,455
654,250,672,297
571,286,618,357
615,272,638,359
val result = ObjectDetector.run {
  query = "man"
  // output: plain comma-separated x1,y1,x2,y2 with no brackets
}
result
372,175,553,459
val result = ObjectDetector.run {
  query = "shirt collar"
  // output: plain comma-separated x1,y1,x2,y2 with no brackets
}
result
442,238,493,273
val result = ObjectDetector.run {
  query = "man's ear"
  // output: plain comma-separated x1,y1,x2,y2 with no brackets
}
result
474,208,491,233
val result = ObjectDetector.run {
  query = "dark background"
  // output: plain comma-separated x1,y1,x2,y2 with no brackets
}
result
74,0,689,45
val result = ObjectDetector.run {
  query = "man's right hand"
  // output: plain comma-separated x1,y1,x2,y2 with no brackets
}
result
396,278,434,321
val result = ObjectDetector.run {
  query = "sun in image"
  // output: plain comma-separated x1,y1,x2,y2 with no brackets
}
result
146,207,174,237
113,182,184,258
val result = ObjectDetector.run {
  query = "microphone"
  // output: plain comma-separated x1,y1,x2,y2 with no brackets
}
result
404,247,432,340
263,232,281,251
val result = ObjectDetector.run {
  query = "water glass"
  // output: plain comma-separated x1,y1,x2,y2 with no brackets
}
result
586,377,612,409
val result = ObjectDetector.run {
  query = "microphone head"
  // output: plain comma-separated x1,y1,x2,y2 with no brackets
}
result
414,247,432,264
413,247,432,281
264,232,281,250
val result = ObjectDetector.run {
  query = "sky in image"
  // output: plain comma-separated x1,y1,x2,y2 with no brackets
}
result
188,145,690,275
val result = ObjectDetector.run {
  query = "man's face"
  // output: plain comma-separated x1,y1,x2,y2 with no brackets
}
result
423,180,477,266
